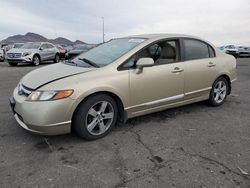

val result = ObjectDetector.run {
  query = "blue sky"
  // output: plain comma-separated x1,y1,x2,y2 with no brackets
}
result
0,0,250,45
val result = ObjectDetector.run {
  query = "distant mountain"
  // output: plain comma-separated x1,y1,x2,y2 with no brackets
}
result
1,32,87,45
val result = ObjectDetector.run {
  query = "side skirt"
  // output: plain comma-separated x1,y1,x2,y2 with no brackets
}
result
126,94,209,119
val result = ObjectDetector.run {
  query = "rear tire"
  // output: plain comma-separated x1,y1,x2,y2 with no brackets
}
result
54,53,60,63
8,62,18,66
72,94,118,140
208,77,229,106
32,55,40,66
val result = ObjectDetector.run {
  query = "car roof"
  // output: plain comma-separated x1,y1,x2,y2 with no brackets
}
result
127,33,201,39
25,42,41,44
122,33,217,49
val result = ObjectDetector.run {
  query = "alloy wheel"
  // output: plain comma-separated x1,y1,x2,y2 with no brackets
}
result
213,80,227,103
85,101,114,135
56,54,59,63
33,56,40,66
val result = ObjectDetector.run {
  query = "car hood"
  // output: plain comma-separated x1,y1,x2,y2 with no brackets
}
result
21,62,94,89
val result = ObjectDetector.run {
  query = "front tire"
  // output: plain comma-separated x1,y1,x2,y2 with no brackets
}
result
72,94,118,140
208,77,229,106
32,55,40,66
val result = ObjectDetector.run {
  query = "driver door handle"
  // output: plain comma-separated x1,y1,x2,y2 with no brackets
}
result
171,67,184,73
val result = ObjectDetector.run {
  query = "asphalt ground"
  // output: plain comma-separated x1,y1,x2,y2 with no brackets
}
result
0,58,249,188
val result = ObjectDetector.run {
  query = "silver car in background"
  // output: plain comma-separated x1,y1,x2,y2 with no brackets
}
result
0,48,4,62
238,46,250,57
6,42,60,66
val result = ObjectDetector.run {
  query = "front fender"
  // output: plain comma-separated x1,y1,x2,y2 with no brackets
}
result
68,85,128,121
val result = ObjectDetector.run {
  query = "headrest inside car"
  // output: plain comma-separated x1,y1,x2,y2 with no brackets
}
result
160,45,176,59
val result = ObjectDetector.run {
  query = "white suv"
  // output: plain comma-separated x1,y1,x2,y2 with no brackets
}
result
220,45,239,59
6,42,60,66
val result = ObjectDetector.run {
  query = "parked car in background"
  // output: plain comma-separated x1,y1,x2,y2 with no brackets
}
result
61,44,73,53
1,43,10,55
6,42,60,66
1,43,10,50
237,46,250,57
220,45,239,58
0,48,4,61
10,34,237,140
65,45,93,59
56,45,67,59
13,43,24,49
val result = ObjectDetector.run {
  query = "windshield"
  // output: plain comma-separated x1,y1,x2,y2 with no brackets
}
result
13,44,23,48
21,43,41,49
74,38,145,67
227,45,235,49
73,45,87,50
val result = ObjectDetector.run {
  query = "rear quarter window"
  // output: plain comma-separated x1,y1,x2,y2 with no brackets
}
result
208,45,215,58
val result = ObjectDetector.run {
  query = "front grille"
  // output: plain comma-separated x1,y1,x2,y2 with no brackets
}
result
18,84,33,96
227,50,237,54
7,53,22,58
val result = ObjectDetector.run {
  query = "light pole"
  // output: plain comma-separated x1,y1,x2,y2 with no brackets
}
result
102,17,105,43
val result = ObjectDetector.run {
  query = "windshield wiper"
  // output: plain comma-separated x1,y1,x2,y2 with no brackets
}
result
78,58,100,68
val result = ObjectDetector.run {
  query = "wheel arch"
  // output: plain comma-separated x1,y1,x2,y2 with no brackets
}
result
54,52,60,62
33,53,41,60
71,90,127,128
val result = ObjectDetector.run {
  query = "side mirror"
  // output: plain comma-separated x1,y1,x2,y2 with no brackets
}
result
136,58,154,74
39,47,44,50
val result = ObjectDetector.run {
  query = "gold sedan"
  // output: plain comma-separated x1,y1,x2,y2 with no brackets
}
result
10,34,237,140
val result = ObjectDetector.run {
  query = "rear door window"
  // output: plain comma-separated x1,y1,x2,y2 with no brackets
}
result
184,39,210,60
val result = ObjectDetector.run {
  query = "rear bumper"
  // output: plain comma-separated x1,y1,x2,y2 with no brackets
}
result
231,78,237,83
59,53,66,58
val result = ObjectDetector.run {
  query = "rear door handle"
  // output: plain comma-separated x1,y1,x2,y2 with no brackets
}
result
171,67,184,73
207,62,216,67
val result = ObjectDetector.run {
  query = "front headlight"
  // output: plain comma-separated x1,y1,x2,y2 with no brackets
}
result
22,52,32,57
27,90,74,101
